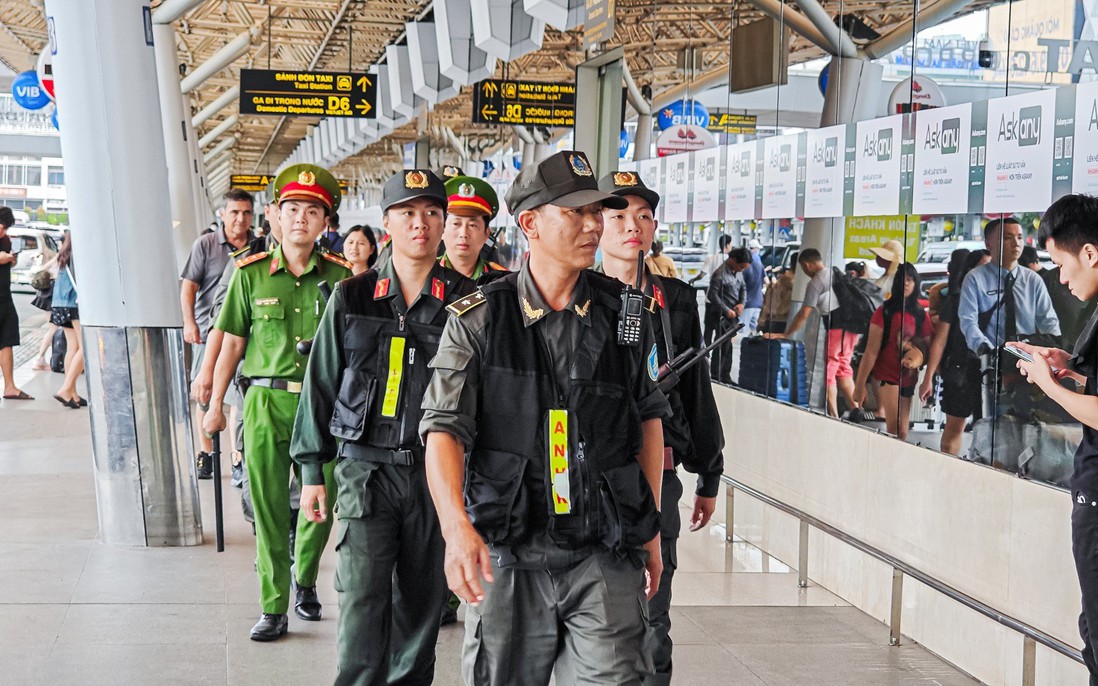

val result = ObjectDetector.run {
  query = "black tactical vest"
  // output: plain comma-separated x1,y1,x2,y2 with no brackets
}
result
328,267,474,455
465,272,660,553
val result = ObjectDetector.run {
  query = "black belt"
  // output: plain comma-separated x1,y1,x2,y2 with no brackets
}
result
248,377,303,394
340,443,423,465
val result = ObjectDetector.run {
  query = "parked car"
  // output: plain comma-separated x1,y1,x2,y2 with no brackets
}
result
8,227,60,292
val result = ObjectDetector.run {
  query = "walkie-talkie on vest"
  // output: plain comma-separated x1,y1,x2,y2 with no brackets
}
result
617,251,645,346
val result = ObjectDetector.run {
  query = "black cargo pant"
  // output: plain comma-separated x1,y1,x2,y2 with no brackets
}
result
333,459,446,686
710,315,739,384
1073,489,1098,686
642,470,683,685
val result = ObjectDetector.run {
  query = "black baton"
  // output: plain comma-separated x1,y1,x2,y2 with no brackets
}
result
211,432,225,552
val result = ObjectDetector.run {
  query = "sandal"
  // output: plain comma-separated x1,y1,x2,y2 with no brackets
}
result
53,394,78,409
32,359,49,371
3,390,34,400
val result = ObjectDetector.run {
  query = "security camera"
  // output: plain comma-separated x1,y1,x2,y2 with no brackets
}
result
978,40,994,69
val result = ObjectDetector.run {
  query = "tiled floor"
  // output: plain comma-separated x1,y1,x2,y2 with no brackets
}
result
1,361,981,685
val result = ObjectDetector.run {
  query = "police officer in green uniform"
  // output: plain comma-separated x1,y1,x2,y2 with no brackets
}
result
598,170,725,685
421,150,672,685
439,175,507,284
290,169,475,686
203,164,352,641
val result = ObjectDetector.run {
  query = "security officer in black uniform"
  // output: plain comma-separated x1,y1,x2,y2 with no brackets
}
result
597,170,725,686
290,169,475,685
421,150,672,685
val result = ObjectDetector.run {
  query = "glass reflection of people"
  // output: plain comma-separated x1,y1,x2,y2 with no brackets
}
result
341,225,377,276
1009,194,1098,685
853,264,933,440
958,216,1061,357
919,250,990,456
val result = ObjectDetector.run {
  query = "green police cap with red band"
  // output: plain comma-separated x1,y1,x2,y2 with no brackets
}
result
444,175,499,220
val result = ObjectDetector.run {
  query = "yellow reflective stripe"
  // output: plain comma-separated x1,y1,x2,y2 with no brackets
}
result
548,409,571,514
381,337,406,418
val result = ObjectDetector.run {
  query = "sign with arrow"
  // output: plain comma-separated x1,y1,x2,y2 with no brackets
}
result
232,174,353,194
239,69,375,119
472,78,576,127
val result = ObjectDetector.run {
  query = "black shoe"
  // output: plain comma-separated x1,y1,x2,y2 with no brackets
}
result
294,584,322,621
231,461,244,488
249,613,288,641
196,452,213,480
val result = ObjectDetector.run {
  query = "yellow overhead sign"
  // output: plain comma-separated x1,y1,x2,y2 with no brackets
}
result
239,69,376,118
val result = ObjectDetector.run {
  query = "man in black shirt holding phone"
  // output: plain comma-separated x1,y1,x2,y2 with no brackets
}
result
1011,193,1098,685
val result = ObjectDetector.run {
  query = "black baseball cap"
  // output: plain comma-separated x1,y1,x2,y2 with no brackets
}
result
597,170,661,212
381,170,447,212
504,151,628,215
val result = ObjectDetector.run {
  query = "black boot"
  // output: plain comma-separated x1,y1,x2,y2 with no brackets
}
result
195,452,213,480
295,584,322,621
249,613,288,641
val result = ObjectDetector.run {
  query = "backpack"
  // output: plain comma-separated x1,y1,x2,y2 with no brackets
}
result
827,267,882,334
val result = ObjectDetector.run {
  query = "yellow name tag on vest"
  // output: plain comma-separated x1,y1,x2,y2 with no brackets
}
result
381,337,406,418
549,409,571,514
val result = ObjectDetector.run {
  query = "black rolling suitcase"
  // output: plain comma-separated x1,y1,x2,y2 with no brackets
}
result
738,337,808,406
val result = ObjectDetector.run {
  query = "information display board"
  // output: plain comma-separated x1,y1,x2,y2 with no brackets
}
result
724,141,757,220
761,134,798,219
912,104,972,214
853,115,903,216
472,79,576,127
983,88,1055,212
803,125,845,218
691,147,721,221
1073,81,1098,195
638,157,663,222
662,152,690,223
239,69,375,118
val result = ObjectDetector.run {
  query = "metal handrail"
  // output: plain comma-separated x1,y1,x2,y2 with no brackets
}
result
721,474,1084,680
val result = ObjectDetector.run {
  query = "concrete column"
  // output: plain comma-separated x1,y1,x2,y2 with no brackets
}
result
152,22,199,272
45,0,202,547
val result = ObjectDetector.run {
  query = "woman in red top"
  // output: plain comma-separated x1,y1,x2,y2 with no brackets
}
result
854,263,934,440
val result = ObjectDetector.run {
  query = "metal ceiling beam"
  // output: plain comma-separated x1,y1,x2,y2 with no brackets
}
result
180,24,262,94
741,0,838,56
793,0,857,58
151,0,205,25
863,0,973,59
192,85,239,128
204,135,237,164
198,113,238,149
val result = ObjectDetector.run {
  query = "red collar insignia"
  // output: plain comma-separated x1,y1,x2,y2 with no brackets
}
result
269,257,280,275
652,285,665,309
431,278,445,301
375,277,390,299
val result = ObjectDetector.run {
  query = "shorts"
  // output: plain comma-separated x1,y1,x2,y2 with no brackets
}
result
50,306,79,329
825,328,860,385
0,301,18,348
190,342,206,382
940,360,982,419
879,380,915,399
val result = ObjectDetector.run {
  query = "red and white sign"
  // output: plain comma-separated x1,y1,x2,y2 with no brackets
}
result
888,76,945,114
36,51,55,101
655,124,716,157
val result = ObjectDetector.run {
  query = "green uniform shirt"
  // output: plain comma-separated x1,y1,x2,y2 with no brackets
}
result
292,259,465,486
439,254,506,282
215,244,352,382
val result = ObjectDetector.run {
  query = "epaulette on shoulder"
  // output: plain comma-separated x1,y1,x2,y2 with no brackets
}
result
446,290,487,317
229,245,250,258
235,251,269,268
487,261,507,272
321,252,354,270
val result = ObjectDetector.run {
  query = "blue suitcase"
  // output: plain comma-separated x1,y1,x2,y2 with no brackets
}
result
737,337,808,406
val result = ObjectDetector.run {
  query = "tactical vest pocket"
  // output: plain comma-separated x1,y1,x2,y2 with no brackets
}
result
465,449,529,545
599,461,660,552
329,371,377,442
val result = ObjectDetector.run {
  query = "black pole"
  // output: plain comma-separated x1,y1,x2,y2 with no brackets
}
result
211,432,225,552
